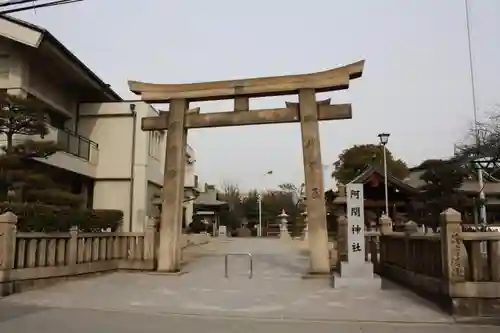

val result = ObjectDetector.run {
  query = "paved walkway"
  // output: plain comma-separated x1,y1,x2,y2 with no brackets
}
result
0,238,498,332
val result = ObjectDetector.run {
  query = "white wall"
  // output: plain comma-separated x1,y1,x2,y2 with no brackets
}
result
78,102,134,179
183,187,195,226
92,180,131,231
79,102,165,231
78,101,200,232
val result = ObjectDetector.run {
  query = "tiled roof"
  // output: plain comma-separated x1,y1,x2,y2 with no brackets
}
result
0,15,122,102
350,165,419,194
194,191,227,206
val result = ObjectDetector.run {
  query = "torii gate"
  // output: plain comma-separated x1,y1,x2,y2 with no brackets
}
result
129,60,365,274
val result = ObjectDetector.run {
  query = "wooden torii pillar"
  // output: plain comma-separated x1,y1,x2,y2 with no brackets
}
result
129,60,365,274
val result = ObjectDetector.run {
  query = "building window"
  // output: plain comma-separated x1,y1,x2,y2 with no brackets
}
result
149,130,162,159
148,132,153,156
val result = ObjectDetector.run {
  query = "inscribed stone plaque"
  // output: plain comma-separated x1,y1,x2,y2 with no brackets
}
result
218,225,227,237
346,183,365,264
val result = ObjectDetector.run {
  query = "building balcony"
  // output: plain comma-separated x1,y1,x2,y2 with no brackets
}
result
10,125,98,163
4,125,99,178
55,128,98,163
185,174,201,191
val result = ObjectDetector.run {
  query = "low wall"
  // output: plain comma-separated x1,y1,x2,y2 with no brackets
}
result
370,209,500,318
0,213,211,296
0,221,156,296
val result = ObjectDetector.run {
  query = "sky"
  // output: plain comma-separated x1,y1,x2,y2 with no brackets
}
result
14,0,500,191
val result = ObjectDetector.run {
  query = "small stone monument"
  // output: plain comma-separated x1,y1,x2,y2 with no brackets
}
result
218,225,227,237
333,183,381,289
278,209,291,240
379,214,393,235
301,211,308,240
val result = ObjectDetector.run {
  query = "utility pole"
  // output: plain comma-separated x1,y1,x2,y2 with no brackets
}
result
464,0,487,224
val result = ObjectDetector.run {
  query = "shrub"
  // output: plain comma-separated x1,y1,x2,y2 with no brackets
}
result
0,202,123,232
186,219,208,234
83,209,123,232
24,188,83,207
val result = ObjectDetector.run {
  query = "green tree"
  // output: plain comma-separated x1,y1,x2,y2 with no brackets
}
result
0,104,83,231
332,144,409,184
408,159,469,228
0,103,47,152
240,190,259,228
264,190,301,234
277,182,304,206
217,181,243,231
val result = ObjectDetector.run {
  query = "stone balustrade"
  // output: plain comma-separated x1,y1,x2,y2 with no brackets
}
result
0,212,210,296
358,208,500,317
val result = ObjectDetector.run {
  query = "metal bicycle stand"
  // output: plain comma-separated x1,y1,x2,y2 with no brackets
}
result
224,253,253,279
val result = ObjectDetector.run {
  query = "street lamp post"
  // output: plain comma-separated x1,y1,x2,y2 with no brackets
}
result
378,133,390,216
257,170,273,237
257,193,263,237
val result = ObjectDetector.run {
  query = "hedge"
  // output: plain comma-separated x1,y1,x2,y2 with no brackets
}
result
0,202,123,232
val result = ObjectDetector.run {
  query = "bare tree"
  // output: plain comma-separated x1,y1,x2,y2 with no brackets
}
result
455,104,500,176
278,182,305,210
220,180,241,208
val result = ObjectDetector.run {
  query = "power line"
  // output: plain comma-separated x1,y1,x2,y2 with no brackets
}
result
0,0,83,15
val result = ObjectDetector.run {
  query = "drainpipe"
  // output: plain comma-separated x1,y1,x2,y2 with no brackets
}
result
75,102,81,133
128,104,137,231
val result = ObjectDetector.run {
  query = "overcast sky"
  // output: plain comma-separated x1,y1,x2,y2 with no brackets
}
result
15,0,500,191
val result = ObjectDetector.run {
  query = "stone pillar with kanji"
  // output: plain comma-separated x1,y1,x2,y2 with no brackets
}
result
333,183,381,288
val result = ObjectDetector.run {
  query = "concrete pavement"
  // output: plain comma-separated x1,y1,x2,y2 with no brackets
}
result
0,305,499,333
0,238,497,331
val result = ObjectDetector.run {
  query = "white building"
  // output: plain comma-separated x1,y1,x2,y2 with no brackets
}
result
0,15,200,231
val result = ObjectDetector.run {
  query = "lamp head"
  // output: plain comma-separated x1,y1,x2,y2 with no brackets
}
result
378,133,390,145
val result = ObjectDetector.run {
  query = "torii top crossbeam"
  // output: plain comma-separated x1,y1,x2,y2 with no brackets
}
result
128,60,364,102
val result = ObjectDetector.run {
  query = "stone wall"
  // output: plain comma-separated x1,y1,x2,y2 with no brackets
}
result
0,213,210,296
367,208,500,317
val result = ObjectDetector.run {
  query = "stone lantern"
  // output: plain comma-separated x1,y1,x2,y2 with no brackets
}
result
278,209,291,240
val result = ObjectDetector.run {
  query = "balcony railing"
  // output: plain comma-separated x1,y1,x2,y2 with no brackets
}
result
5,125,98,162
56,128,97,161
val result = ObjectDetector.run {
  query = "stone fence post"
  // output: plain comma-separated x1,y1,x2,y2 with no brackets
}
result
337,215,347,263
378,215,393,265
403,220,419,271
0,212,17,269
144,218,157,260
0,212,17,296
440,208,465,293
66,226,78,267
380,214,392,235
